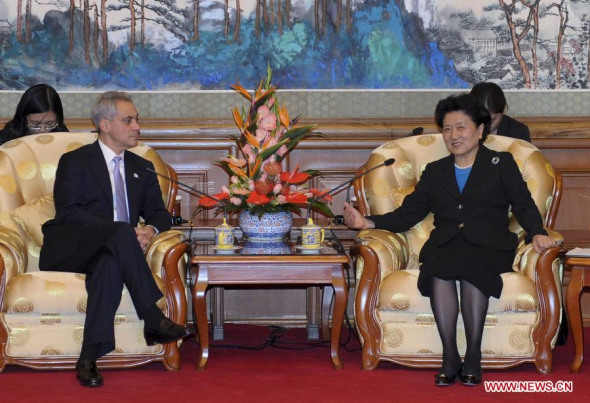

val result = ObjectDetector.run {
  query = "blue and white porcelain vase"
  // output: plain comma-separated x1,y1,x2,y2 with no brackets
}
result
238,210,293,241
241,240,292,255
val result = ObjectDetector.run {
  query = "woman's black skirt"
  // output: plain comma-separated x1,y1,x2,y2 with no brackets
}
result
417,235,515,299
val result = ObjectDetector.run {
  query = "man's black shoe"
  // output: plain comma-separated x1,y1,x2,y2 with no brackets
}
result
144,317,194,346
76,359,103,387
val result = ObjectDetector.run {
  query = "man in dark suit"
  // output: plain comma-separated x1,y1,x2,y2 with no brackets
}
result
40,91,192,387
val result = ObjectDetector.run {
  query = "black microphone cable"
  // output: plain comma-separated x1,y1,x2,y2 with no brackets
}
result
326,223,361,349
258,228,360,352
210,326,286,351
186,270,286,351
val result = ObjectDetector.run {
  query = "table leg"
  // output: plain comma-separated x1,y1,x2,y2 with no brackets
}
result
212,287,225,341
192,266,210,370
565,267,584,373
330,265,348,370
306,287,320,340
321,286,334,341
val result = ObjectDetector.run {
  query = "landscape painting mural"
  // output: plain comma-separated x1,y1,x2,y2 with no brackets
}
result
0,0,588,90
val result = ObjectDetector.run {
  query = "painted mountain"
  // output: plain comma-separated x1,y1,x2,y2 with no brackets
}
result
0,0,466,90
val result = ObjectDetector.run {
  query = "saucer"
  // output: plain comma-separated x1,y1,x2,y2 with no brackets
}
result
296,244,322,250
213,245,242,254
295,245,323,254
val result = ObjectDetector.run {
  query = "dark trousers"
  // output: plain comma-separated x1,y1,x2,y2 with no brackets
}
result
45,223,163,358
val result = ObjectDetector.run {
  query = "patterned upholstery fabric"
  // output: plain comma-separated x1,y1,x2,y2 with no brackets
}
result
11,194,55,247
0,133,186,367
352,134,563,372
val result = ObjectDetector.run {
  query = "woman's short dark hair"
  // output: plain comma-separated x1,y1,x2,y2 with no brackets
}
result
434,93,491,143
0,84,68,145
469,82,507,114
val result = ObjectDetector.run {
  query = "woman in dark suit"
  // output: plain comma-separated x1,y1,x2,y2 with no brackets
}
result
470,81,530,142
343,94,555,386
0,84,69,145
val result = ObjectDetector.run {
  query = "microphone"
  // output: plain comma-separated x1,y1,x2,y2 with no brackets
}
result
145,167,228,220
410,127,424,136
306,157,395,220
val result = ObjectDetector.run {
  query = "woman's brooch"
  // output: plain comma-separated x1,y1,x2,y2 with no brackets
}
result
491,157,500,165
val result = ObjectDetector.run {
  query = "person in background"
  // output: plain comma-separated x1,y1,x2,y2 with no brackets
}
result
470,82,531,142
342,94,555,386
0,83,69,145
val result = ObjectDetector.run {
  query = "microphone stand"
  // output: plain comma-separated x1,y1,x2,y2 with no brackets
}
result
305,157,395,220
146,167,228,221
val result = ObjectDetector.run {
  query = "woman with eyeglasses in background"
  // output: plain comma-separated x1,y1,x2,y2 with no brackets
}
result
0,83,69,145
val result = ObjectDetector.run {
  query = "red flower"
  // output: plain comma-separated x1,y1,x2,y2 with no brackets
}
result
309,188,333,202
246,191,271,205
285,192,308,204
279,171,310,184
198,192,229,207
254,180,275,195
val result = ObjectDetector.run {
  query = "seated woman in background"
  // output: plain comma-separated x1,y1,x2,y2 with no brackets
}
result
470,82,531,142
0,83,69,145
342,93,555,386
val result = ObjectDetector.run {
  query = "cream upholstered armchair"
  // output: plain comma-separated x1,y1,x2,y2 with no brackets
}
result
0,132,190,372
350,134,563,374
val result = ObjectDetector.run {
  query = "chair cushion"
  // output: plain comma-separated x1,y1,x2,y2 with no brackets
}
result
378,269,539,314
377,315,538,356
488,272,539,313
378,269,432,313
3,321,164,357
11,194,55,246
2,271,165,315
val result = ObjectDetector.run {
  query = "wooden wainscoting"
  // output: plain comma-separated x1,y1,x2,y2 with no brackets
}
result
62,116,590,241
8,116,590,328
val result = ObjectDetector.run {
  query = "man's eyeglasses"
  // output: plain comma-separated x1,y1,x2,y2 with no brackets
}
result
27,121,59,133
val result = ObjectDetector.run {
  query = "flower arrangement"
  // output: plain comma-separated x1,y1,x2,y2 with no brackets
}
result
196,67,334,219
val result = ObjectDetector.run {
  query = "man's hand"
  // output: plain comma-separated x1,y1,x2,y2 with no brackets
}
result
135,226,156,252
532,234,557,254
343,202,374,230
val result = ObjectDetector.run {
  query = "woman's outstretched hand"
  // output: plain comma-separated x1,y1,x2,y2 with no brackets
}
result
532,234,557,254
343,202,374,230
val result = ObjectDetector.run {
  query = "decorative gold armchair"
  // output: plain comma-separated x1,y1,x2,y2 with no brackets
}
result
350,134,563,374
0,132,190,372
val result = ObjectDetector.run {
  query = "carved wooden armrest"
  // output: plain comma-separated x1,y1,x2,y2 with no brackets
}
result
352,229,410,280
144,230,190,324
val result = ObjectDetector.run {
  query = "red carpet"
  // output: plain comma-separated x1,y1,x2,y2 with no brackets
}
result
0,325,587,402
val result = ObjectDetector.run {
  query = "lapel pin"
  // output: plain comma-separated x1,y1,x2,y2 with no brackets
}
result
133,173,139,178
492,157,499,165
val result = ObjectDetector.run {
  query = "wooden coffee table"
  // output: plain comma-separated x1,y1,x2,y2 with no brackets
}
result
564,254,590,373
191,247,350,370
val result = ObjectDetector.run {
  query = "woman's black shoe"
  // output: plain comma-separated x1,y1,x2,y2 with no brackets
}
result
434,364,462,386
461,373,482,386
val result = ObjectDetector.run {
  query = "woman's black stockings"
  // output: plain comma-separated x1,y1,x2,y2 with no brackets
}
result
430,277,489,376
430,277,461,375
459,279,488,376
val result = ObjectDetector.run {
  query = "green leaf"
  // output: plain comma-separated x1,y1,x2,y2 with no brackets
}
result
253,88,277,110
309,201,334,218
